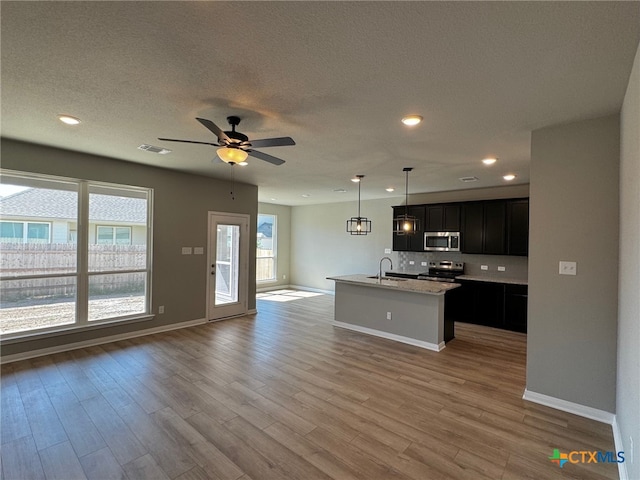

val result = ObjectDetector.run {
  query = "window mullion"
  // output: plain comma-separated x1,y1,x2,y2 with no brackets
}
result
76,181,89,325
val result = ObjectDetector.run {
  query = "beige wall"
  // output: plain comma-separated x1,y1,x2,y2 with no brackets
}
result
1,139,258,357
618,41,640,479
528,114,620,413
257,202,291,289
290,197,401,291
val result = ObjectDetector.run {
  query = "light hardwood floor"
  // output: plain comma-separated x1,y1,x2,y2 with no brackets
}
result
1,291,618,480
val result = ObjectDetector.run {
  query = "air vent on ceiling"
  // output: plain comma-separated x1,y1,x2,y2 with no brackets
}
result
138,144,171,154
459,176,479,183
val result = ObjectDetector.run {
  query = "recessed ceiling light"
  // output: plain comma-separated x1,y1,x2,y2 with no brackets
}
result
503,174,517,181
58,114,81,125
270,198,278,201
386,187,395,192
350,177,361,183
482,157,497,165
238,161,248,166
301,194,311,198
401,115,423,126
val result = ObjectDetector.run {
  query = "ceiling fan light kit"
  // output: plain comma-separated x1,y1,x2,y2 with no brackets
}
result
393,167,420,235
346,175,372,236
158,115,295,166
217,147,248,165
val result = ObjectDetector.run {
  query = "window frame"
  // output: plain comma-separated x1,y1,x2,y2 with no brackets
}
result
256,213,277,283
0,169,154,341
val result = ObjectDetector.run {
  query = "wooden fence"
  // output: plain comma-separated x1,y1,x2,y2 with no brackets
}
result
257,248,275,281
0,243,147,303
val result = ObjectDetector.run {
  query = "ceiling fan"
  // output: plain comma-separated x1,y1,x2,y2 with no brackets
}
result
158,116,294,166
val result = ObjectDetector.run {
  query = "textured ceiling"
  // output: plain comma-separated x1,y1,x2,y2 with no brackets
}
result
2,2,639,205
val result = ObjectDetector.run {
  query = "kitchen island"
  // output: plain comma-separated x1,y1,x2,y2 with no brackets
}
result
327,274,460,352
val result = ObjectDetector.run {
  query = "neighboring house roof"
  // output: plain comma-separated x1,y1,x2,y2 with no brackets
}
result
0,189,146,223
257,221,272,238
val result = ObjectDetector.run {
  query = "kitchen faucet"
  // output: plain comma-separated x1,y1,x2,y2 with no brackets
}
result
379,256,393,280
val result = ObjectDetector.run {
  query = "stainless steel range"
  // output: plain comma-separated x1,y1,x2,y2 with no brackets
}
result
418,261,464,283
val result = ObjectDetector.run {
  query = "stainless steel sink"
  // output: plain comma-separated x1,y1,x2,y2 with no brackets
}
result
367,276,407,281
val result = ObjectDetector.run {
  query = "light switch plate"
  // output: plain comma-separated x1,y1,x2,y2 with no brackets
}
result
193,247,204,255
421,261,428,266
384,248,391,254
181,247,192,255
409,261,415,265
481,265,488,271
559,261,577,275
498,266,506,272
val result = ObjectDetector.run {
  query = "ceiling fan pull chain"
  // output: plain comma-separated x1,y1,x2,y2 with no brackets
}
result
230,165,235,201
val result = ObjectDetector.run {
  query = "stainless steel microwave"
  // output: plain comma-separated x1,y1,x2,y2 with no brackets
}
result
424,232,461,252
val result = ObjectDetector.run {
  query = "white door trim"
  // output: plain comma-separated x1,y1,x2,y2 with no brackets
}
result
206,211,250,321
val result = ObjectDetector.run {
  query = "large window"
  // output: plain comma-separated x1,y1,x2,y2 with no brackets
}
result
256,214,276,282
0,170,152,337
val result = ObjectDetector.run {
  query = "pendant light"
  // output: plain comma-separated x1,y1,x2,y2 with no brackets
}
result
346,175,372,235
393,167,420,235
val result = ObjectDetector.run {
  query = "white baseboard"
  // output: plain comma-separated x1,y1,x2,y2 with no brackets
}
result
0,317,207,364
522,389,615,424
333,320,445,352
612,415,629,480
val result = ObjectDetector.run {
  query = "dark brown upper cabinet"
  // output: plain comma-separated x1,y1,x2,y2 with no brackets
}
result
506,199,529,256
394,198,528,256
425,204,460,232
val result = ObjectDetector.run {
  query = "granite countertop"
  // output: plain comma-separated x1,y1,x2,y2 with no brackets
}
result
456,274,528,286
327,274,460,295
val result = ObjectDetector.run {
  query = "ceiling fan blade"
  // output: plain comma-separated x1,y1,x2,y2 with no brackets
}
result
196,117,230,143
158,138,219,146
248,149,286,166
249,137,296,148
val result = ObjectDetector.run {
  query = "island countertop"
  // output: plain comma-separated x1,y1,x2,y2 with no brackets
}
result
327,274,460,295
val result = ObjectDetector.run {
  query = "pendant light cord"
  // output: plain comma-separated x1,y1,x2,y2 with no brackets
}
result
405,169,409,216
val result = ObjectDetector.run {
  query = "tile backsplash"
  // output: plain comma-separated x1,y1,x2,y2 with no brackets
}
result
396,251,528,280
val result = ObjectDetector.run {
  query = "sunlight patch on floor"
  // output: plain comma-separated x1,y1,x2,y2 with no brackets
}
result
257,289,323,302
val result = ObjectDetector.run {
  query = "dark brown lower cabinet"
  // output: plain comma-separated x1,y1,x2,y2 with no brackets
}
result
504,284,528,333
446,280,527,333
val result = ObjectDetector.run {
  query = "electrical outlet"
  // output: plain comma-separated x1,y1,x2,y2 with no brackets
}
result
498,266,506,272
158,306,165,314
386,312,392,320
481,265,488,271
421,261,428,266
384,248,391,254
559,261,577,275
